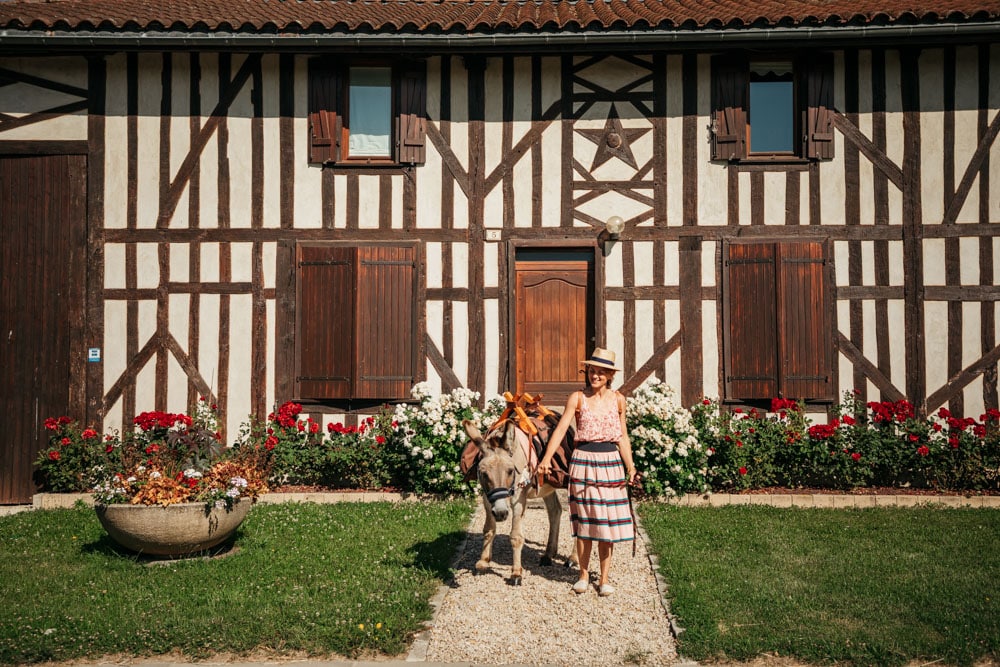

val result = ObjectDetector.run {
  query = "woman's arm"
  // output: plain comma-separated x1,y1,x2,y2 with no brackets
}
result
616,392,637,483
536,392,579,475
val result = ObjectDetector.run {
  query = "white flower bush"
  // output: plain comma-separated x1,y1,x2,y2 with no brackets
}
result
389,383,502,495
626,378,711,497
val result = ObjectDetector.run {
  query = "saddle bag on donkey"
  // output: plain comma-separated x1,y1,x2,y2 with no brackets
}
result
460,406,575,488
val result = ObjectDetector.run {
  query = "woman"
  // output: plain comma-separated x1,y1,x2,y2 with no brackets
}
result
537,347,637,596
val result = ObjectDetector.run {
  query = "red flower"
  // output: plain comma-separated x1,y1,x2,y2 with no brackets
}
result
808,423,837,440
937,408,952,419
60,437,72,446
932,423,943,432
82,428,98,439
851,452,861,462
375,435,386,445
297,422,305,432
145,443,160,455
841,415,856,426
265,435,279,451
738,466,747,476
309,422,320,434
48,450,60,461
105,444,114,453
948,436,960,449
908,434,920,442
736,441,743,448
917,445,930,457
770,398,800,413
702,399,711,405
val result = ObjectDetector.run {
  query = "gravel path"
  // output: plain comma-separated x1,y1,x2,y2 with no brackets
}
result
416,490,678,666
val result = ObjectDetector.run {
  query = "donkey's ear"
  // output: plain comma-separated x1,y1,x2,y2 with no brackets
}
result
462,419,484,443
500,420,517,454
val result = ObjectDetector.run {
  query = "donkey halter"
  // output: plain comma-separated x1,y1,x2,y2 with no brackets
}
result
481,420,519,503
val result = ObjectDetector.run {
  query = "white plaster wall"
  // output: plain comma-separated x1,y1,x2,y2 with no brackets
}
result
0,57,88,141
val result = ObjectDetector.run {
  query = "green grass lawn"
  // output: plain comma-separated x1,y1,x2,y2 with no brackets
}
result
0,500,472,665
639,504,1000,667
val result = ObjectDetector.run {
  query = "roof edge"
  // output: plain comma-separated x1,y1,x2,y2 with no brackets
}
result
1,21,998,54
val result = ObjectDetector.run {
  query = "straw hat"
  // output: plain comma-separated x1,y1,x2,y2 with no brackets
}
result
580,348,622,371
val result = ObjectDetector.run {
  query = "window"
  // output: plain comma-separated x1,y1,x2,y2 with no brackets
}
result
308,59,427,165
293,243,418,401
722,240,834,402
711,53,834,161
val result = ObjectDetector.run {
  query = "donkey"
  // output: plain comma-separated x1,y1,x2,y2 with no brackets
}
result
462,418,573,585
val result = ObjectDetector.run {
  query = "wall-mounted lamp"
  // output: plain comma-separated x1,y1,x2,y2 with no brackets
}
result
605,215,625,240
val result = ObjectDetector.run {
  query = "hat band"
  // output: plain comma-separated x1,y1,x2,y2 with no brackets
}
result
589,355,615,366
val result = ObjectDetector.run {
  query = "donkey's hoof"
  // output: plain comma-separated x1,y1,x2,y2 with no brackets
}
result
509,575,523,586
539,556,554,567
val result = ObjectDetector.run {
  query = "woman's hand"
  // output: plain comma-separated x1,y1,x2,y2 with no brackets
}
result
537,459,552,476
626,467,638,485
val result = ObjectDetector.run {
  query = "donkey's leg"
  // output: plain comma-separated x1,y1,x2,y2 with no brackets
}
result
508,490,527,585
476,495,496,573
539,490,562,567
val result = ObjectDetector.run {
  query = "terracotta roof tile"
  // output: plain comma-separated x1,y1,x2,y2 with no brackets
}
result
0,0,998,34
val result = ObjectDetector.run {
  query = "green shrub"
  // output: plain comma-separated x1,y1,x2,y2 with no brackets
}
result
385,384,502,495
626,379,710,497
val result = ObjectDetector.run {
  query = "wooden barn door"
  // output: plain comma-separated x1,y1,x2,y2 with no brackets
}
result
514,249,595,406
0,153,87,504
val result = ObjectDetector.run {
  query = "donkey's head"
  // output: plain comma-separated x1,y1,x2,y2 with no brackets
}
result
463,419,519,521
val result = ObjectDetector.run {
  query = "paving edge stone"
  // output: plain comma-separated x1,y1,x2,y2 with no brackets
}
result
14,492,1000,514
404,507,474,662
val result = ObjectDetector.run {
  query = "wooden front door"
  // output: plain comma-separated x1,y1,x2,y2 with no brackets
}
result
1,154,87,504
514,249,595,406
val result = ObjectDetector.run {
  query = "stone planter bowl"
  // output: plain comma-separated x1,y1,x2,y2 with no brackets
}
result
95,501,251,556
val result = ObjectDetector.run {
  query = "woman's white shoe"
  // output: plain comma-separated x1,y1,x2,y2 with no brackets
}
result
572,578,590,594
598,584,615,597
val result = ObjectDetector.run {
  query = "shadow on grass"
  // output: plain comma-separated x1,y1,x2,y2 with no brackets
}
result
80,529,244,564
405,529,467,580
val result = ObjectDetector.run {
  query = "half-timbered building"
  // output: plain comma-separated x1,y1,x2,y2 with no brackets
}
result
2,0,999,503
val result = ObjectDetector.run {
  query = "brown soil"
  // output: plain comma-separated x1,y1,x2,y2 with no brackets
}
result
737,486,999,496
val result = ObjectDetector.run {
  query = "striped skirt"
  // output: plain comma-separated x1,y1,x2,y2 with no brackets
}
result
568,441,634,543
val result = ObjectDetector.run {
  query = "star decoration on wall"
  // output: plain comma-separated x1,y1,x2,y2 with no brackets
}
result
577,103,650,172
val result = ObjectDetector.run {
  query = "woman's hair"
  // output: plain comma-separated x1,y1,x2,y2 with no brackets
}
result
582,365,616,389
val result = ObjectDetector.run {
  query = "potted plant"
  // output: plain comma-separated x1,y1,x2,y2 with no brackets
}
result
38,398,271,557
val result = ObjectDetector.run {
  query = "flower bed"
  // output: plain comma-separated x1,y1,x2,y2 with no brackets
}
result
33,386,1000,500
36,399,270,510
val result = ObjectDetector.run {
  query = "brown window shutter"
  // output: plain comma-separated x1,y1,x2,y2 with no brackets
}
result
295,244,355,399
804,53,835,160
723,241,779,400
308,60,341,164
777,241,834,400
354,245,417,399
711,54,748,161
396,61,427,164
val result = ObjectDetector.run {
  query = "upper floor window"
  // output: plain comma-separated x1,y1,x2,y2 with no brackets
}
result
748,60,794,155
712,53,834,162
348,66,393,158
309,59,427,166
